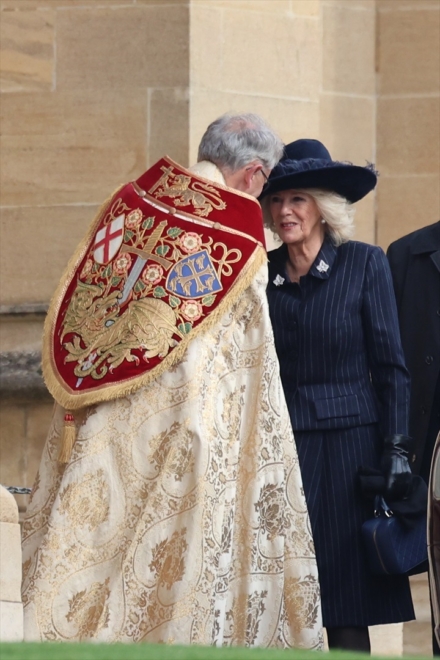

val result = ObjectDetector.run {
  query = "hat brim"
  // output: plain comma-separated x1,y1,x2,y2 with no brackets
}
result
262,165,377,203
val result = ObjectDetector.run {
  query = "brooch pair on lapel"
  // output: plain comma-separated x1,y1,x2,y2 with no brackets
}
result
272,259,329,286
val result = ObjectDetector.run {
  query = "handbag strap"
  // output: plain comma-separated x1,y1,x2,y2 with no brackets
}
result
373,495,394,518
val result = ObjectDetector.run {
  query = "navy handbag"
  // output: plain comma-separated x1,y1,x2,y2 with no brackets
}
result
361,496,428,576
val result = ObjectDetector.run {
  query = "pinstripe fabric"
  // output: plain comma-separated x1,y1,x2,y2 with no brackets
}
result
295,427,414,627
267,239,410,434
267,239,415,627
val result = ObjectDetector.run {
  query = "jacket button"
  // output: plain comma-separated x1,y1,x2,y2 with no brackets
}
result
437,309,440,317
421,406,427,415
425,355,434,365
411,454,417,463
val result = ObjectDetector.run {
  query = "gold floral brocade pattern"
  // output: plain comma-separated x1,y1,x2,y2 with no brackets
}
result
149,529,188,590
22,264,323,648
59,469,110,531
66,578,111,640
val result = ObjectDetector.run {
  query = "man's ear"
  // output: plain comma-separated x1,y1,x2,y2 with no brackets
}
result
243,162,258,191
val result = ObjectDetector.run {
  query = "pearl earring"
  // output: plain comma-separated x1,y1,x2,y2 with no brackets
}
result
321,218,326,224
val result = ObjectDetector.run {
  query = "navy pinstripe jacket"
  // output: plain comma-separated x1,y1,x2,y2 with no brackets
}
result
267,238,410,435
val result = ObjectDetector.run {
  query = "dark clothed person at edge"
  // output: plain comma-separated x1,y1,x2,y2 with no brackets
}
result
260,139,415,654
387,221,440,485
387,220,440,656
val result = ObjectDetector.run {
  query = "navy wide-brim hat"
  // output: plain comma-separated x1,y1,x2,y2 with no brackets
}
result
261,139,378,204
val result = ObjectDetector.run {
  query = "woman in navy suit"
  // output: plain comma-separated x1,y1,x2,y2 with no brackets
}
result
260,139,415,653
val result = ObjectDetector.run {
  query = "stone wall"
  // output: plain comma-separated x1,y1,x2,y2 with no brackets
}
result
0,0,192,512
376,0,440,248
190,0,378,246
0,0,439,654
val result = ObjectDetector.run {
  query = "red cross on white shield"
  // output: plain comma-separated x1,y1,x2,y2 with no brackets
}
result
93,215,125,264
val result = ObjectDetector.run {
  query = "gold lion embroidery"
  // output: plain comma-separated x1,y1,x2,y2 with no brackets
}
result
66,577,111,638
149,166,227,217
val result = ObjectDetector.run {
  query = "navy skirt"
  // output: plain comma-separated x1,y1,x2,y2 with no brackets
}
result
294,424,415,628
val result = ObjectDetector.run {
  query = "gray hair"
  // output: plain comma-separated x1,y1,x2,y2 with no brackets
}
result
197,113,284,172
262,188,355,246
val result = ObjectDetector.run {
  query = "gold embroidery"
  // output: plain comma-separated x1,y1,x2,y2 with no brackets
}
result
149,166,226,217
122,218,172,270
212,242,242,279
285,575,321,637
59,209,246,384
62,286,181,379
229,286,263,334
227,590,268,645
149,529,188,589
149,421,195,481
59,469,109,531
221,385,245,447
66,578,111,638
254,483,285,541
24,269,323,647
22,558,32,582
220,506,233,555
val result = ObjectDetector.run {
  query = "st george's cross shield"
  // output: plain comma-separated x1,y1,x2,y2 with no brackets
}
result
93,214,125,264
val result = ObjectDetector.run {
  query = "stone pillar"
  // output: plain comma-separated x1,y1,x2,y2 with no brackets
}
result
376,0,440,249
0,485,23,642
320,0,377,244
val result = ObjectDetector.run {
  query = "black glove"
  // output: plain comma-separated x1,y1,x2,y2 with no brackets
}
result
380,434,413,500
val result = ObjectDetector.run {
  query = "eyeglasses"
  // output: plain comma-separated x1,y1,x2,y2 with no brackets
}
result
258,168,269,191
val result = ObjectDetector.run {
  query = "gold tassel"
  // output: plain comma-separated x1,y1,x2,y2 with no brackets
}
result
58,411,77,463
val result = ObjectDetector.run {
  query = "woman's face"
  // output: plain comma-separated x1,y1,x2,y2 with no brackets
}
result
269,189,323,247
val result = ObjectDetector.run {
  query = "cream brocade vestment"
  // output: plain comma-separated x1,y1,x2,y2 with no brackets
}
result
21,162,323,648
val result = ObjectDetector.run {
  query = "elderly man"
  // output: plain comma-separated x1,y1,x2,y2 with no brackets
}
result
22,114,322,649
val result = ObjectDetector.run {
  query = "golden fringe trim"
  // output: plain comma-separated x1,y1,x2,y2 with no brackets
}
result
41,184,125,406
42,244,267,413
58,411,77,463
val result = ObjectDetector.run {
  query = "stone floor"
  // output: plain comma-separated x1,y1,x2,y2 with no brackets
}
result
369,573,432,657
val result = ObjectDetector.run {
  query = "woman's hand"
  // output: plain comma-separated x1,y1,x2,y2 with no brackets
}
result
380,434,413,499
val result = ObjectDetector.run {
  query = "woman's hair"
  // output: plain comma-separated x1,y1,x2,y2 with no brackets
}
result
261,188,355,246
197,113,284,172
